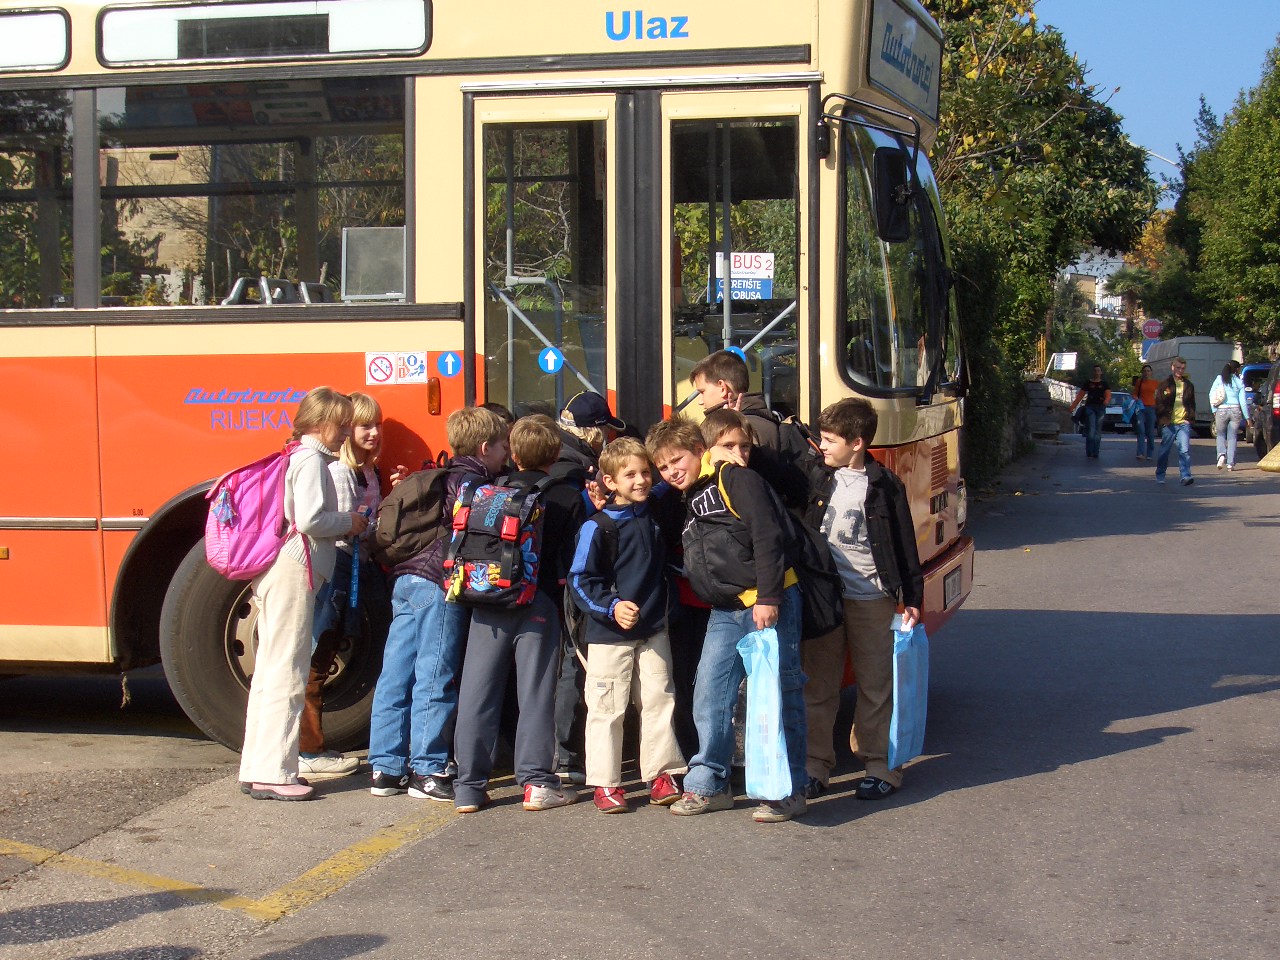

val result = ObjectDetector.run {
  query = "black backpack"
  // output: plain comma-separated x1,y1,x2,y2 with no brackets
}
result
562,511,619,646
695,463,843,640
369,467,450,568
745,410,823,512
443,476,555,607
785,515,845,641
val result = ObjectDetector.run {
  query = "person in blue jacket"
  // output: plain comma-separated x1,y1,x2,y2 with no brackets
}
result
569,437,685,813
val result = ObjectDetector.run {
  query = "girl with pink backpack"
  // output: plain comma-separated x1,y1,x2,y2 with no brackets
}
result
238,387,368,801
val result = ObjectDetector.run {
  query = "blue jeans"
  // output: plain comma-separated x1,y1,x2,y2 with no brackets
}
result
1215,406,1242,466
367,574,468,777
1135,406,1156,457
684,585,807,798
1084,405,1104,457
1157,422,1192,481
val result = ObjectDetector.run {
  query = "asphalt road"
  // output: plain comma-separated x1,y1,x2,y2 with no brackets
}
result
2,430,1277,960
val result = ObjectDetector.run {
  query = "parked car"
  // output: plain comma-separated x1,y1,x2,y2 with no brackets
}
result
1102,390,1137,431
1249,360,1280,458
1241,362,1271,412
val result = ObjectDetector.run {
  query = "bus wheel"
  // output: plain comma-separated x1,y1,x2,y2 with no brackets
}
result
159,541,386,752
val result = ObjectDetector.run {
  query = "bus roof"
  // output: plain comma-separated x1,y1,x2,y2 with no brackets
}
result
3,0,942,128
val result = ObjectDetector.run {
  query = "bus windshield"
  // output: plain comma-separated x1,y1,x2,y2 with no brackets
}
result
839,119,956,397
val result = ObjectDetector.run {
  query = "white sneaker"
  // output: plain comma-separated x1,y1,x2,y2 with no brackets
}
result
299,751,359,780
522,783,578,810
1217,454,1226,470
752,793,808,823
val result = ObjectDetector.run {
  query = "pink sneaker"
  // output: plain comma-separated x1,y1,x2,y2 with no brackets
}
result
248,781,315,801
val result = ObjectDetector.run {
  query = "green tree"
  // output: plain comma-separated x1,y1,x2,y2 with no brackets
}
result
1176,46,1280,353
921,0,1158,484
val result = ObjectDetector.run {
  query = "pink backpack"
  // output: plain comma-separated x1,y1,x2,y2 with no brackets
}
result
205,440,312,587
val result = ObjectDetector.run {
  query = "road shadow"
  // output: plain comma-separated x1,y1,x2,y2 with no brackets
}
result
253,934,387,959
803,608,1279,826
71,948,201,960
0,892,187,945
0,668,207,742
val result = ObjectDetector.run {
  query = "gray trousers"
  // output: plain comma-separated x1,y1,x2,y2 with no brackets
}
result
453,590,561,806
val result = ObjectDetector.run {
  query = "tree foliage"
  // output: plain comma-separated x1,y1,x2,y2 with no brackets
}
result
920,0,1158,483
1144,47,1280,355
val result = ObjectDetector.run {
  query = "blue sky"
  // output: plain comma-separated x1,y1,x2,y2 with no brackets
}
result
1035,0,1280,186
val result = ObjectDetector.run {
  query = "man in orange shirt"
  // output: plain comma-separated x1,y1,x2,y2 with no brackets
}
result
1133,363,1159,460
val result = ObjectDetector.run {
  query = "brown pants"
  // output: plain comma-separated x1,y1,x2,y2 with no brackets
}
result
298,630,340,754
801,595,901,788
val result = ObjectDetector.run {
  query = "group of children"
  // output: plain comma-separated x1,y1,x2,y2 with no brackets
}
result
237,349,924,824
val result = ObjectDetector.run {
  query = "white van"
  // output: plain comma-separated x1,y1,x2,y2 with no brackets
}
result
1145,337,1238,434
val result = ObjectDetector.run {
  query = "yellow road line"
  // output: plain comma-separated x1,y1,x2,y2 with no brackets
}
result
0,803,457,922
254,803,457,918
0,837,269,918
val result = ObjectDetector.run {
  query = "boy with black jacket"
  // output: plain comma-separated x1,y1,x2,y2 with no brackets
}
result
568,437,685,813
366,406,509,802
646,415,808,823
801,398,923,801
688,350,815,510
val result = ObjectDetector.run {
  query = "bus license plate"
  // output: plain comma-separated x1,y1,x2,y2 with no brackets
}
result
943,567,962,609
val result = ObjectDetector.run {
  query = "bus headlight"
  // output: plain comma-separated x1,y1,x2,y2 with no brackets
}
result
955,479,968,529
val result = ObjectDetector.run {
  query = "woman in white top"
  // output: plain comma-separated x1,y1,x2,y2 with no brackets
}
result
1209,361,1248,471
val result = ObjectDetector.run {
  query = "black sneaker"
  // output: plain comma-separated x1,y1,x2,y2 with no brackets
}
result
854,776,898,800
370,771,410,797
408,772,455,802
802,776,827,800
1180,477,1195,486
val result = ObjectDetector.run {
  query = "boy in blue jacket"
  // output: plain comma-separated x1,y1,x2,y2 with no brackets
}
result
569,437,685,813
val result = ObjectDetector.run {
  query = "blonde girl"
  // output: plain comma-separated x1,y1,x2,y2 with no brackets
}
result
301,392,388,779
239,387,368,801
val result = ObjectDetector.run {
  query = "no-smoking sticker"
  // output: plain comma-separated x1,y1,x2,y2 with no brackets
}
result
365,351,441,385
366,353,396,384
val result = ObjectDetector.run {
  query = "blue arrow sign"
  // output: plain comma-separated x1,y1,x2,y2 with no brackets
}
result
436,351,462,378
539,347,565,374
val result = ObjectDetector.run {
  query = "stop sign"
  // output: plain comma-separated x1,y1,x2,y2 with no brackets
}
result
1142,318,1163,338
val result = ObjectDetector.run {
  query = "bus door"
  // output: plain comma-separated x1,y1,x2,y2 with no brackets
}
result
471,89,807,431
471,94,616,422
662,90,808,424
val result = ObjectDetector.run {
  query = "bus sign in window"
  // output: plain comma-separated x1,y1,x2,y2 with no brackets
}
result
100,0,431,66
0,10,70,71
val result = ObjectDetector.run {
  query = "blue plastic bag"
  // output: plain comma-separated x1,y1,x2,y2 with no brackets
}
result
736,627,792,801
888,617,929,771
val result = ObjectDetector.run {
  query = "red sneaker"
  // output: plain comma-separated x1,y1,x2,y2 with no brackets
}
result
649,772,681,806
593,786,629,813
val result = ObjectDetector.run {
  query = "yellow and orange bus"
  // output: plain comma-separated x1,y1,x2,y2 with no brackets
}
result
0,0,973,747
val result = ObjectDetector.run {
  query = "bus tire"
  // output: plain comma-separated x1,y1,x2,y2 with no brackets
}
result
159,540,387,752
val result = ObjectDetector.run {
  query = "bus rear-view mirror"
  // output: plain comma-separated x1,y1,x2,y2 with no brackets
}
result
874,147,911,243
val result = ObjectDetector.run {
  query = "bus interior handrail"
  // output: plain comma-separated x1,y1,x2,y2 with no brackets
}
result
486,280,599,398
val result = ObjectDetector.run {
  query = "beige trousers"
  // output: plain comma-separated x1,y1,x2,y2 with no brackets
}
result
238,552,321,784
801,594,902,788
583,629,687,787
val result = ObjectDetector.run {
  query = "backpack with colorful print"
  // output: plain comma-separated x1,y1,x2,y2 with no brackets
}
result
442,476,555,607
